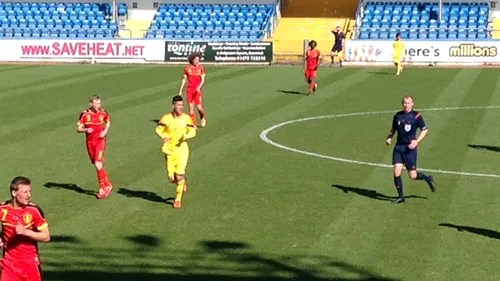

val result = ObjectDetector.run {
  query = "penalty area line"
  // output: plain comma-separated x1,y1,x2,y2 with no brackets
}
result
260,106,500,179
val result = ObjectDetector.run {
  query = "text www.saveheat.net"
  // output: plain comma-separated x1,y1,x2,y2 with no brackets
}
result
21,42,145,57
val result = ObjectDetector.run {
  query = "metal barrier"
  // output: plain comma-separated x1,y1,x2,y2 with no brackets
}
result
119,28,133,38
351,26,495,40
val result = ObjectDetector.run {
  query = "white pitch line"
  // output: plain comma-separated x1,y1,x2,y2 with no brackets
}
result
260,105,500,179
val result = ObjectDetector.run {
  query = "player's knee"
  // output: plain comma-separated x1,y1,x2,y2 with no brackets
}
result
94,161,103,170
175,174,185,182
393,165,403,176
408,170,418,179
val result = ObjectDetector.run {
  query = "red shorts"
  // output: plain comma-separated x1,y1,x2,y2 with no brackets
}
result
305,69,317,80
0,259,42,281
86,139,106,164
186,88,203,105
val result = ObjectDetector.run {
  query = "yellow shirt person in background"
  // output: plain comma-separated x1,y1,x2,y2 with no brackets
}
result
393,33,405,76
155,95,196,209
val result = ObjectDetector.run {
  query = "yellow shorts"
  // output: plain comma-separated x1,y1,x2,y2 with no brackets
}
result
162,145,189,178
393,57,401,64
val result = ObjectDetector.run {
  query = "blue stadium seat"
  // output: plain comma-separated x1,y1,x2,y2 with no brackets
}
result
358,1,491,40
147,3,275,40
0,2,124,38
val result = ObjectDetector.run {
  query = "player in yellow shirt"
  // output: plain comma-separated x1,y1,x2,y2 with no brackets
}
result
393,33,405,76
155,95,197,209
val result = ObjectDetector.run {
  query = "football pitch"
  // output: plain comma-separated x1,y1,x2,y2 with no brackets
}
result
1,64,500,281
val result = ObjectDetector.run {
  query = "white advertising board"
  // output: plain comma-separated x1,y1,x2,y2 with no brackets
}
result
345,40,500,65
0,40,166,63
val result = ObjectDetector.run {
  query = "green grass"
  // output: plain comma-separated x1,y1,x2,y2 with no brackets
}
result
1,64,500,281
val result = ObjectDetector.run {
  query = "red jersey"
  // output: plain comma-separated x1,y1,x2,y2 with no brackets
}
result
0,201,48,264
77,109,110,142
306,48,321,70
184,65,205,89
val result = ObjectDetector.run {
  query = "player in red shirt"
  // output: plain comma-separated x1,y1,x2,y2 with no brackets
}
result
178,52,207,128
77,95,113,199
0,176,51,281
304,40,322,95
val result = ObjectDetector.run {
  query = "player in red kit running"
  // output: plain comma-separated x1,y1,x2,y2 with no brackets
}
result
0,176,51,281
304,40,322,95
77,95,113,199
178,52,207,128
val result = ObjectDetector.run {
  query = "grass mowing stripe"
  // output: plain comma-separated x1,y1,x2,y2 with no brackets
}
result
0,66,123,94
424,71,500,281
297,69,464,276
0,67,235,145
0,65,145,100
0,65,42,73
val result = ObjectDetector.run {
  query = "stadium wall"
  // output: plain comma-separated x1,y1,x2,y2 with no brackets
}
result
343,40,500,66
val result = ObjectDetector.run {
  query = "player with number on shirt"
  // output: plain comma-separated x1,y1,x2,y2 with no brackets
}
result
0,176,51,281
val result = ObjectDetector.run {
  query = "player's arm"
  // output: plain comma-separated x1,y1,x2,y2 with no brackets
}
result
155,116,169,143
183,116,197,140
178,71,188,96
415,114,428,143
386,115,397,144
100,111,111,138
76,111,89,133
198,67,206,90
18,205,50,242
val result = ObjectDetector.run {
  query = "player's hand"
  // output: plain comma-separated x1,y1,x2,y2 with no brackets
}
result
86,127,94,134
386,138,392,145
99,130,107,138
408,140,418,150
15,223,26,236
162,138,169,144
178,91,183,96
196,86,201,92
0,240,4,249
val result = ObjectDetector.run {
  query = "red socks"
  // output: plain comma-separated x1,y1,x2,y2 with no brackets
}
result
97,168,109,189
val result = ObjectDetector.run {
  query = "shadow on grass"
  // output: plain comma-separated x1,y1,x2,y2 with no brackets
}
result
277,90,306,96
117,188,171,205
43,182,95,197
439,223,500,240
42,239,400,281
467,144,500,153
332,184,427,201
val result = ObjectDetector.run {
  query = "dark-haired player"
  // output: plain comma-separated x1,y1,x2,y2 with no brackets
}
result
178,52,206,128
155,95,197,208
330,26,345,67
304,40,321,95
393,33,405,75
77,95,113,199
0,176,51,281
386,95,437,204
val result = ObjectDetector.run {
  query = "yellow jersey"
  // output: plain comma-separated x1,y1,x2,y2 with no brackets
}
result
393,40,405,58
155,112,196,154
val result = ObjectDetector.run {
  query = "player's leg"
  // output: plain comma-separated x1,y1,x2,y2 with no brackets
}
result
186,89,197,126
172,148,189,208
330,49,335,66
195,93,206,127
164,154,176,183
306,71,318,95
337,49,344,67
94,140,113,199
406,150,436,192
392,148,405,203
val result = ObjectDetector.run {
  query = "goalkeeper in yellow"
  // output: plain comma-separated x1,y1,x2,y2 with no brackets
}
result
393,33,405,76
155,95,197,209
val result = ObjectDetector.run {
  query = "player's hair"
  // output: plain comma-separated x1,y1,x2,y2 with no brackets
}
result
89,95,101,102
172,95,183,104
309,40,317,48
396,33,401,39
403,95,414,102
188,52,201,64
10,176,31,192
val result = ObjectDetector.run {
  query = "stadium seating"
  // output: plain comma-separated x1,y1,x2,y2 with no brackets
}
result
145,3,275,40
0,2,127,38
357,1,490,40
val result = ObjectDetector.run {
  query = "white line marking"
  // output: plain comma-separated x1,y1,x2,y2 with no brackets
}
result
260,106,500,178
